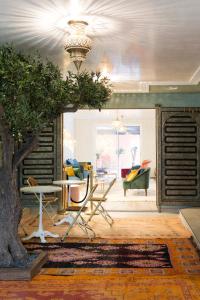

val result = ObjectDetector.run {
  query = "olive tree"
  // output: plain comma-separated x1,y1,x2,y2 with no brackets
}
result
0,45,111,267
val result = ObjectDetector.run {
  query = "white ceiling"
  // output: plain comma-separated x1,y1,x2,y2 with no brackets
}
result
1,0,200,91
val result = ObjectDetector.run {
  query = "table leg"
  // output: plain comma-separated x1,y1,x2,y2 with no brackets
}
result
39,192,43,232
22,192,59,243
58,185,67,214
54,214,74,226
68,185,71,207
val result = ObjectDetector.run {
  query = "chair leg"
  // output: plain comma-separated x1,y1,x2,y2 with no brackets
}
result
97,203,114,227
45,202,58,223
87,201,99,223
61,211,96,241
145,189,147,196
87,202,113,227
28,202,56,226
78,215,96,238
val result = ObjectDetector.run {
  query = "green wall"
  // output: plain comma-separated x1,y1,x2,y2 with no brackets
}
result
104,93,200,109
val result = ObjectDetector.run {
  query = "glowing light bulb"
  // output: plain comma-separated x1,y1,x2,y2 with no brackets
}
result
69,0,82,20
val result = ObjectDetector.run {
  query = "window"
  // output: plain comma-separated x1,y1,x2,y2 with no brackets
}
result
96,126,140,176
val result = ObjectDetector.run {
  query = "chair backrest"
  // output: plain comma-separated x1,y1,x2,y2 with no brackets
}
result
27,176,38,187
27,176,40,201
133,167,150,186
138,167,150,177
102,177,116,199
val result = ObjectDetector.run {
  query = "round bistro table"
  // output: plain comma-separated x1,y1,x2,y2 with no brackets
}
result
20,185,62,243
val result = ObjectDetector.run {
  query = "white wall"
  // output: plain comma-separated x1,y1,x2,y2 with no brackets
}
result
139,113,156,177
63,113,75,163
74,119,96,164
63,109,156,177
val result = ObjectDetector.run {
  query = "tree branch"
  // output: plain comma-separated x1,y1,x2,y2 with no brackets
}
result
13,135,39,169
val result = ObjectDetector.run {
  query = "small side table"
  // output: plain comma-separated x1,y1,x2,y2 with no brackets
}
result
70,184,80,204
53,180,85,211
20,185,62,243
53,180,85,226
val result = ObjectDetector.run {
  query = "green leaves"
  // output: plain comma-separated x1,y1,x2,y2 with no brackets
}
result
65,71,112,109
0,45,111,142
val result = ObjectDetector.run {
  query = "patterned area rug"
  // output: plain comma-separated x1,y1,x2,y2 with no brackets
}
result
25,242,172,269
23,238,200,277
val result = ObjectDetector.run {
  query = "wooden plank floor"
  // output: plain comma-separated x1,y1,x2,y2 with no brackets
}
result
20,208,191,241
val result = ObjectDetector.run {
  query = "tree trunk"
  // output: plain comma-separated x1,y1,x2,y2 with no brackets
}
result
0,122,31,267
0,114,39,267
0,168,29,267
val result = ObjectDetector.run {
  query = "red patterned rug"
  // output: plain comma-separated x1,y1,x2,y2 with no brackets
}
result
25,241,172,268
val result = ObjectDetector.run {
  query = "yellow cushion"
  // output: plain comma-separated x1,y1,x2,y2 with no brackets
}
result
65,166,75,176
126,169,138,182
83,163,92,171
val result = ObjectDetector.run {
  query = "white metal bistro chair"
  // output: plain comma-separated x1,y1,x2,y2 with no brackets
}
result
87,177,116,227
27,176,58,226
61,184,98,241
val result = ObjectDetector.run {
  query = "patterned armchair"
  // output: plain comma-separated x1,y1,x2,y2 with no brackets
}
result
123,167,151,196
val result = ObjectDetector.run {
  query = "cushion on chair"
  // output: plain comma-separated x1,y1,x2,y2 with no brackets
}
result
65,160,91,180
141,160,151,168
138,168,145,175
66,159,80,168
72,159,80,167
66,159,73,165
126,169,138,182
74,168,84,180
121,168,131,178
83,163,92,170
65,166,75,176
131,165,141,170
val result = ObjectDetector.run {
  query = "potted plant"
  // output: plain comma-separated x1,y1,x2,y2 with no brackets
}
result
0,45,111,279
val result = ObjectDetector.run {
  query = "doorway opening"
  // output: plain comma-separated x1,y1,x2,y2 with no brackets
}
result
96,125,140,177
63,109,157,212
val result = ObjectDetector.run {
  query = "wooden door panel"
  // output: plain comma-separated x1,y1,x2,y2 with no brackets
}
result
19,117,63,206
158,108,200,208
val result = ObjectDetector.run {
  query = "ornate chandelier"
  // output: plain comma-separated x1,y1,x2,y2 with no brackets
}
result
112,114,127,133
64,20,92,72
112,117,122,129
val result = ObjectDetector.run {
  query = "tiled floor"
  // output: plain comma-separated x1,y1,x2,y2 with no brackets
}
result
81,177,157,212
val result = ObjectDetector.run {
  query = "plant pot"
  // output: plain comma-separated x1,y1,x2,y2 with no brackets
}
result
0,251,47,281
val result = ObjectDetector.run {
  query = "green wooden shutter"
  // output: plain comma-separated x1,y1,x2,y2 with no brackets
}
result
19,117,63,206
157,108,200,209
